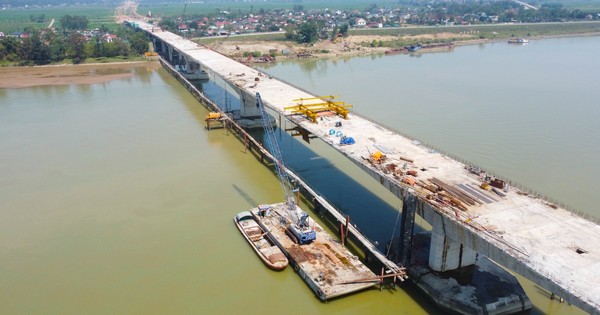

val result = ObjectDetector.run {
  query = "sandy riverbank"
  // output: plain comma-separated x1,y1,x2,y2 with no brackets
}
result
203,32,478,61
0,61,160,89
203,31,600,62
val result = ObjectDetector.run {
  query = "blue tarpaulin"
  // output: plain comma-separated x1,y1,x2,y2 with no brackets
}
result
339,137,355,145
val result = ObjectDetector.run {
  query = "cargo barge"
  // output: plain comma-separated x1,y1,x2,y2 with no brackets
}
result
251,202,379,300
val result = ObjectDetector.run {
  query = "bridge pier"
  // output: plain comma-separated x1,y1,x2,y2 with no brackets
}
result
398,193,417,267
429,214,477,271
238,90,261,117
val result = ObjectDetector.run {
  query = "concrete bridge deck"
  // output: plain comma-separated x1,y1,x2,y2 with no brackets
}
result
134,22,600,314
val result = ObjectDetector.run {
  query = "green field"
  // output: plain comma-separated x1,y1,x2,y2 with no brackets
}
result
540,0,600,10
195,32,287,45
0,6,116,33
139,0,401,18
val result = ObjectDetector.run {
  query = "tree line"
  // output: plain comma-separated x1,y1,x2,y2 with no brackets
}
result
0,18,149,65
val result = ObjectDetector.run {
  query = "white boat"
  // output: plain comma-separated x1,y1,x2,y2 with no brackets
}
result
508,37,529,44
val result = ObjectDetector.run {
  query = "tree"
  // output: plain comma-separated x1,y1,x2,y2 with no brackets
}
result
66,32,87,64
284,25,296,40
339,23,349,37
48,36,66,62
331,25,339,40
0,37,19,62
296,22,318,44
158,19,177,32
128,31,149,55
16,31,50,65
60,15,89,30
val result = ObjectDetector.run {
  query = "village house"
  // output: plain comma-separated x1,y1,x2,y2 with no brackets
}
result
102,33,117,43
355,18,367,27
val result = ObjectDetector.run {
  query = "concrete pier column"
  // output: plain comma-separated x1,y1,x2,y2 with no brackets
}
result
398,193,417,266
188,60,198,73
429,214,477,272
160,40,167,54
180,55,187,71
239,89,260,117
167,46,174,63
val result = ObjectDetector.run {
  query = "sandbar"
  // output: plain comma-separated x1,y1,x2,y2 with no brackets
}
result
0,61,160,89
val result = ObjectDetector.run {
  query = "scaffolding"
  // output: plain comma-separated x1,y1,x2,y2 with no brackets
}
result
284,95,353,123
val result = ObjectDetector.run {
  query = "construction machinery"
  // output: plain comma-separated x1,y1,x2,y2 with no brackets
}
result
256,93,316,245
284,95,353,123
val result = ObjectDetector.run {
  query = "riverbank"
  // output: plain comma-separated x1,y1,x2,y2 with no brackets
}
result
200,28,600,63
0,61,160,88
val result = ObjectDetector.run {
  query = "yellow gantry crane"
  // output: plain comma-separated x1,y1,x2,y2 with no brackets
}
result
284,95,353,123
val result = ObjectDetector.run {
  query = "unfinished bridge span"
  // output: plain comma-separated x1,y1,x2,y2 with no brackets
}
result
131,21,600,314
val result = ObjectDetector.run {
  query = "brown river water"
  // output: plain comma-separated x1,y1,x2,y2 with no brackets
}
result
1,36,596,314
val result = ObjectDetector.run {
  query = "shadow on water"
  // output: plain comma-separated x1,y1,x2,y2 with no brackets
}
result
233,184,259,208
189,74,405,250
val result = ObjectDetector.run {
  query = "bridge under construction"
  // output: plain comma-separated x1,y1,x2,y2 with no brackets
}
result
130,21,600,314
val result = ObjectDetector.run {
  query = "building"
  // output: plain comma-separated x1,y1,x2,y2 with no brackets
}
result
355,18,367,27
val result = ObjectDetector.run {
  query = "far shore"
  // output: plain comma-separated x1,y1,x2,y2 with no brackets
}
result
1,31,598,89
202,31,600,63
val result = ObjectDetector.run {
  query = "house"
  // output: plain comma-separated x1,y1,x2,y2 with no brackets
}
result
355,18,367,27
367,22,383,28
103,33,117,43
0,31,4,37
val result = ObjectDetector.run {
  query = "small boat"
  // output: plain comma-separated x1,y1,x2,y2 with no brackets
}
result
508,37,529,44
234,211,288,271
407,44,423,52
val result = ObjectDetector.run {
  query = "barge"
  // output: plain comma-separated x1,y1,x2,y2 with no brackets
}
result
251,202,378,300
234,211,289,271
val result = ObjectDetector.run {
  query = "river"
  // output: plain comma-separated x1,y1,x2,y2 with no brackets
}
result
0,36,596,315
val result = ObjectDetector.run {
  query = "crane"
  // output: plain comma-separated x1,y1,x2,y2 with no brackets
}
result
256,92,316,245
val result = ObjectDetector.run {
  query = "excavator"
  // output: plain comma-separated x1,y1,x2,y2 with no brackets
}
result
256,93,316,245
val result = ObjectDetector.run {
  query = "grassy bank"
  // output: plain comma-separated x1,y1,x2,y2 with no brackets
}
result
0,6,116,33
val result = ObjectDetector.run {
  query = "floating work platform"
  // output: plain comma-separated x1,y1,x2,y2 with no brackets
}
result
251,202,379,300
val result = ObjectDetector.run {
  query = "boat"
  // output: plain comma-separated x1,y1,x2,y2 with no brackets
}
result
234,211,288,271
508,37,529,44
407,44,423,52
385,42,454,55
